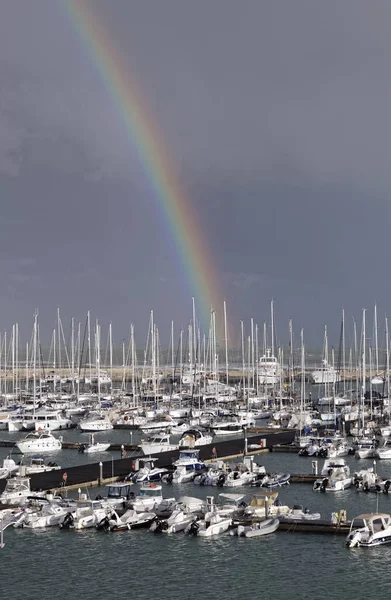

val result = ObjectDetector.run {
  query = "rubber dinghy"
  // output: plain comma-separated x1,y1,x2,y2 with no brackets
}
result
256,473,291,488
233,517,280,538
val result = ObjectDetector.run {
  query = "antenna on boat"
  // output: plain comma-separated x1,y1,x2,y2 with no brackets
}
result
0,511,5,549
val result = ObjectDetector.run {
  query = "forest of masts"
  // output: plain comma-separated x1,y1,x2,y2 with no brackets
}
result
0,301,389,390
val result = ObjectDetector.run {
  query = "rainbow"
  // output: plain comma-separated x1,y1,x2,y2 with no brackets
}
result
64,1,227,341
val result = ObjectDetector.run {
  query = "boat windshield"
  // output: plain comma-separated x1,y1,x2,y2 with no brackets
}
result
179,451,199,460
139,488,161,497
106,485,132,498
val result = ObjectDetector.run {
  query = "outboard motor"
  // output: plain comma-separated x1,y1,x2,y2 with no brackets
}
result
96,516,111,532
384,480,391,494
347,531,362,548
165,472,174,484
186,520,199,536
60,512,74,530
320,478,329,493
217,473,226,487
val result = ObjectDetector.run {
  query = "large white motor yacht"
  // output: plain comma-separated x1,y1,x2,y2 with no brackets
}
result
15,431,62,453
258,349,282,386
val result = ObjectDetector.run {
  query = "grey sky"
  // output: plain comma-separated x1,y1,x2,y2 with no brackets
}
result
0,0,390,349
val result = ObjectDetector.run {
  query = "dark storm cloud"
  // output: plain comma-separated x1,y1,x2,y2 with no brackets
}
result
0,0,390,345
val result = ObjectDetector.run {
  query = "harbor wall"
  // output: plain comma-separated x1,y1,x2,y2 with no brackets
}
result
0,429,295,494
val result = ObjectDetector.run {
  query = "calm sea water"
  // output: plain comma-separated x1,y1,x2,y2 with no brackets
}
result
1,437,391,600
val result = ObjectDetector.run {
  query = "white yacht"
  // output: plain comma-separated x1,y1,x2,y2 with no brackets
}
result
138,433,178,456
79,413,113,432
178,429,213,448
132,483,168,513
15,431,62,454
170,449,208,483
311,360,340,385
347,513,391,547
313,458,351,492
0,476,32,505
187,513,232,537
210,413,255,436
375,438,391,460
354,438,378,459
0,457,19,479
79,433,110,453
130,457,168,483
8,411,72,432
258,349,282,386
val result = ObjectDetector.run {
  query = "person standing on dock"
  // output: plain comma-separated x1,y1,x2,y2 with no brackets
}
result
212,447,217,459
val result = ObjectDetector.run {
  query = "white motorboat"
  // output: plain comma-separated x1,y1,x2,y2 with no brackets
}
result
0,457,19,479
354,438,378,459
130,457,169,483
98,508,155,531
103,482,136,508
169,449,208,483
15,431,62,454
327,441,350,458
60,499,111,530
211,413,254,436
79,413,113,432
21,497,70,529
150,509,197,534
32,411,74,432
346,513,391,547
167,422,190,436
8,410,73,432
0,476,32,505
313,458,351,492
194,462,229,486
140,415,178,434
235,517,280,538
78,433,110,453
375,438,391,460
138,432,178,456
178,428,213,448
132,483,164,513
352,468,391,493
203,493,248,521
187,513,232,537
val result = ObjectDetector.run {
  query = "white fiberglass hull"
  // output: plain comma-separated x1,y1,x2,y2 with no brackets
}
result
79,421,113,432
83,443,110,453
140,443,179,455
197,518,231,537
16,440,62,453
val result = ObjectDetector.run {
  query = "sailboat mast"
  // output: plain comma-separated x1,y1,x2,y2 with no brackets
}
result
271,299,274,358
374,303,379,376
224,300,229,386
